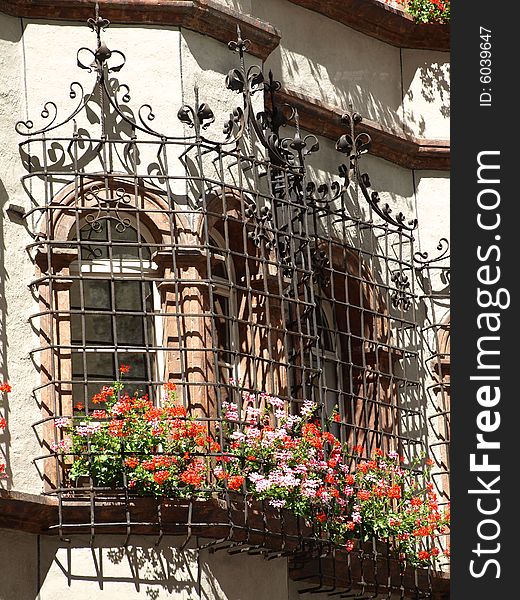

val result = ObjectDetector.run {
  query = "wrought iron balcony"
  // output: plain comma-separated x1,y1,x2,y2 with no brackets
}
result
15,5,450,597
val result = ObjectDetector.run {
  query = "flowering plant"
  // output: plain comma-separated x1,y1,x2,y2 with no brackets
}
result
57,381,216,497
218,393,449,566
395,0,450,24
0,381,11,479
57,374,449,566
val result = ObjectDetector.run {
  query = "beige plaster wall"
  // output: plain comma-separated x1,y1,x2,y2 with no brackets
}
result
252,0,449,141
257,0,403,133
0,14,43,495
401,50,450,140
0,529,38,600
0,531,291,600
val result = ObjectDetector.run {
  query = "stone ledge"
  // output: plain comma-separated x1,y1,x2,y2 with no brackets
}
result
0,0,281,61
287,0,449,51
0,489,58,534
269,88,450,171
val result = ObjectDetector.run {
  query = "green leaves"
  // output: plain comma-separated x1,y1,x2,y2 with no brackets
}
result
403,0,451,24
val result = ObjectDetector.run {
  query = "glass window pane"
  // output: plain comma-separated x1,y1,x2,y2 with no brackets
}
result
86,352,116,380
116,315,145,345
83,315,114,345
72,351,115,380
71,314,113,345
84,280,111,309
80,221,108,260
120,352,148,380
114,280,145,311
71,280,111,310
78,221,151,260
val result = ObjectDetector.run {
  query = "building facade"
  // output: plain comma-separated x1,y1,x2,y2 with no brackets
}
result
0,1,450,598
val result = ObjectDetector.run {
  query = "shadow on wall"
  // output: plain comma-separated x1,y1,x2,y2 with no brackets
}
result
32,536,202,599
419,62,450,118
402,61,450,137
33,536,287,600
0,13,25,491
266,45,405,134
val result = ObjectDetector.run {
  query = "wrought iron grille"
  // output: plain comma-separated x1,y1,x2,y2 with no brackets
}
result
16,6,446,597
415,238,451,566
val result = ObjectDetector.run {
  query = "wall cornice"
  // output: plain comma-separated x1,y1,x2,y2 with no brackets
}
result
0,490,57,534
0,0,281,60
269,88,450,171
287,0,450,52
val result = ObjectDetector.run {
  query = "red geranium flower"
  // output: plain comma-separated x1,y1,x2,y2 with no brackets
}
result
153,470,170,485
388,485,402,499
119,364,130,374
316,512,327,523
108,419,124,437
92,386,113,404
228,475,244,491
0,383,11,393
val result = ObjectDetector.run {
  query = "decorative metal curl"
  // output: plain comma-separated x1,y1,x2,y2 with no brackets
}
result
16,2,421,235
87,3,110,37
176,101,215,132
391,271,412,311
227,26,252,56
336,109,417,231
311,247,331,287
83,185,133,233
15,82,89,136
414,238,450,268
244,198,275,250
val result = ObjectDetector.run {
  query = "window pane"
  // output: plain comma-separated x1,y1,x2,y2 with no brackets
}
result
114,280,149,311
71,314,113,345
121,352,148,380
72,352,116,380
116,315,145,346
72,351,116,409
70,280,111,310
80,221,109,260
78,221,151,260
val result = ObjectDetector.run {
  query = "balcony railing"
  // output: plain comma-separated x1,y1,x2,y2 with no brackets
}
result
15,5,450,596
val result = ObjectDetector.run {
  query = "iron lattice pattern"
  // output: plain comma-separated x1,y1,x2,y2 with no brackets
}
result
16,10,441,597
415,238,451,566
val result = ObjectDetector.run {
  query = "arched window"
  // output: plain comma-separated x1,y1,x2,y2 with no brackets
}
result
69,218,159,409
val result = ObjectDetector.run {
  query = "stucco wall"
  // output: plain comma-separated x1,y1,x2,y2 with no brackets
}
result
0,13,43,494
0,531,296,600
